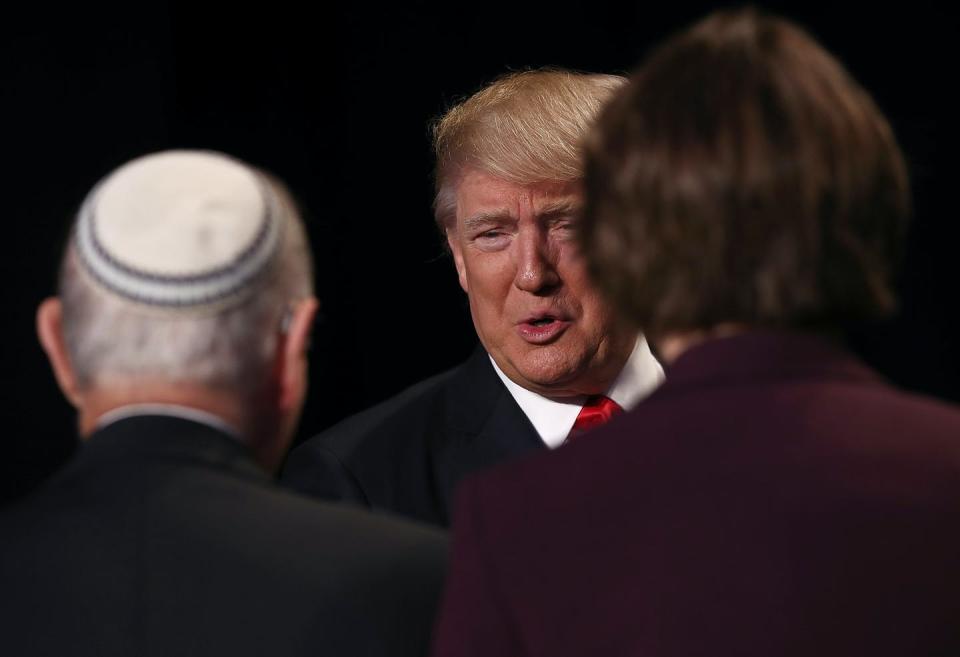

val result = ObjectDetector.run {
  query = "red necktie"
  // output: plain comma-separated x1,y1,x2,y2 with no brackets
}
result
567,395,623,441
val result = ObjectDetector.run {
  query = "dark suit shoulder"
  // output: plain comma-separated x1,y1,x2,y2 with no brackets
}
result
0,452,448,657
2,453,448,572
253,488,448,656
203,478,449,598
232,474,449,552
281,348,534,526
281,360,468,518
315,365,459,458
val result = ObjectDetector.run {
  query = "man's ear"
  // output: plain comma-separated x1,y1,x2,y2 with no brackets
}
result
446,229,469,293
36,298,82,408
276,297,319,412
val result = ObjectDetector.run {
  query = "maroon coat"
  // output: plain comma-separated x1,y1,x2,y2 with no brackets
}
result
433,331,960,657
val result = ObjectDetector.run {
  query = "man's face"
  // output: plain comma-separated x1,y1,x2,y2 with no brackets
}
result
447,168,635,398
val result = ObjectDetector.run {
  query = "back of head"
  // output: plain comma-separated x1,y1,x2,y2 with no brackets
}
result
582,9,910,337
59,150,313,404
432,68,626,230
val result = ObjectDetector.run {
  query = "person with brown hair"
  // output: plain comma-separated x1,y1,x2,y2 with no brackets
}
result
432,10,960,656
282,69,663,527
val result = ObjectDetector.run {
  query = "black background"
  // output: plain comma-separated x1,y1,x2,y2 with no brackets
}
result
2,2,957,505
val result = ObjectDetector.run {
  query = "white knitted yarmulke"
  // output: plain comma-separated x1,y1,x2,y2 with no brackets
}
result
73,150,283,311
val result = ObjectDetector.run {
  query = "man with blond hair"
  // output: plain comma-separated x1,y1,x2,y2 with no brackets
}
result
283,69,664,527
0,151,446,657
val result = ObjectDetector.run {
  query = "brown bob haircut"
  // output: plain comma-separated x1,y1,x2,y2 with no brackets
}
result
581,8,910,337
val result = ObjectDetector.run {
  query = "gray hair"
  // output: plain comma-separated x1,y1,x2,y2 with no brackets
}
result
59,177,313,398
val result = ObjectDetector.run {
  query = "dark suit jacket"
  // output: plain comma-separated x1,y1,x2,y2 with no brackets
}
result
282,347,544,527
0,415,447,657
433,332,960,657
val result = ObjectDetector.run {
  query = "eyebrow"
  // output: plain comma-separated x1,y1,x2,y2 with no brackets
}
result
537,199,582,218
462,211,513,232
461,199,582,230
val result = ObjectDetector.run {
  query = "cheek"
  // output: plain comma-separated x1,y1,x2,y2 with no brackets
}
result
560,261,617,330
577,296,615,340
467,274,510,324
466,282,513,348
557,250,597,302
464,255,514,308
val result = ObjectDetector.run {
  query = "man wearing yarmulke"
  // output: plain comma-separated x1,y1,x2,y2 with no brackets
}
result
0,151,446,657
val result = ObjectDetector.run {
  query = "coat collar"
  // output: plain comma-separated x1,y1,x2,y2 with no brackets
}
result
434,346,544,523
80,414,269,483
442,345,543,443
657,330,882,396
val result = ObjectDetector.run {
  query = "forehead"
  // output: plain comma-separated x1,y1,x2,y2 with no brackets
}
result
455,169,582,221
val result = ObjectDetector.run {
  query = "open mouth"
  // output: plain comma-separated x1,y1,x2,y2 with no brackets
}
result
516,314,571,344
529,316,557,327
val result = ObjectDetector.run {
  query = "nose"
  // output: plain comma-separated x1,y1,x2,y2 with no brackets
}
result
513,228,561,294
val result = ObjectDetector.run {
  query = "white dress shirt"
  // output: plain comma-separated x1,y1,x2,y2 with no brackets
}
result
490,336,664,448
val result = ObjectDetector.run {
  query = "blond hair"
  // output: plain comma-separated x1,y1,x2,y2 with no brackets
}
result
432,68,626,229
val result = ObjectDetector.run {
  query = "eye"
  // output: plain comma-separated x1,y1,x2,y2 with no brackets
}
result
471,228,511,251
468,225,510,240
550,217,578,238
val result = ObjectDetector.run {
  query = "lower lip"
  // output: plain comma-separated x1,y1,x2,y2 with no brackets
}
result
516,320,571,344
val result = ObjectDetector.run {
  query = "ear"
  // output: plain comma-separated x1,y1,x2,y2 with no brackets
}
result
276,297,319,413
36,298,82,408
446,229,469,293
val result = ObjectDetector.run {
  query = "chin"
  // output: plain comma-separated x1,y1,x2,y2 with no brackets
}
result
513,350,583,389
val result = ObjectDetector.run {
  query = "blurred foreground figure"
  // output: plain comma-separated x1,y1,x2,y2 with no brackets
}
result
433,10,960,657
0,151,445,657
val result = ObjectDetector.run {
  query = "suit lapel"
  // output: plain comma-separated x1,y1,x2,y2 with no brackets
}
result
433,347,544,524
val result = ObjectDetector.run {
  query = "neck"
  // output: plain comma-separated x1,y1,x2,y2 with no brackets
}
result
76,382,288,472
78,383,248,440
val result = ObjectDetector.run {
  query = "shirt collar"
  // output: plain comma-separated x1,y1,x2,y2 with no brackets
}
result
94,403,242,440
490,336,664,449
